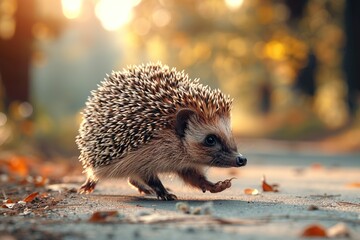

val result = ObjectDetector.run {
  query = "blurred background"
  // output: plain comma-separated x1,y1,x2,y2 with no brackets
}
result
0,0,359,159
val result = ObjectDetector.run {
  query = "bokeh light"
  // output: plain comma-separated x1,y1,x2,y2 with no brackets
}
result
0,0,17,39
0,0,359,155
224,0,244,11
95,0,141,31
61,0,83,19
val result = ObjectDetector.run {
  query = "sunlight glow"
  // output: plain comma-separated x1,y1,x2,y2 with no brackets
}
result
224,0,244,11
152,8,171,27
61,0,83,19
95,0,141,31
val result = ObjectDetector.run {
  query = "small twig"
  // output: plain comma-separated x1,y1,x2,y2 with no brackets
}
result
1,189,7,200
260,214,360,224
337,201,360,207
309,194,341,198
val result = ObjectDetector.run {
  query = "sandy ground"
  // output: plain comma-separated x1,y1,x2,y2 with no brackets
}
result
1,148,360,240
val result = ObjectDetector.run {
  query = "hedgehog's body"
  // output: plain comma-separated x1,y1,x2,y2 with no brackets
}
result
76,63,247,200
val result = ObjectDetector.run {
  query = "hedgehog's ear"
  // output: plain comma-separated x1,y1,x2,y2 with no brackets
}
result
175,108,196,138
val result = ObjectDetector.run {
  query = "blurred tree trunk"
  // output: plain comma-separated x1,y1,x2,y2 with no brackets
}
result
344,0,360,115
0,0,35,110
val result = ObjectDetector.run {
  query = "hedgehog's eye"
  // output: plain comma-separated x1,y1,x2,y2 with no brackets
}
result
204,134,217,147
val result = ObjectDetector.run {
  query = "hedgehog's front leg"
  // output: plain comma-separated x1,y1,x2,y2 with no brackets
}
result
178,168,232,193
143,175,177,201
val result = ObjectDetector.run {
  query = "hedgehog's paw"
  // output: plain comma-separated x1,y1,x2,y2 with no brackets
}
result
157,192,178,201
78,179,97,194
208,178,234,193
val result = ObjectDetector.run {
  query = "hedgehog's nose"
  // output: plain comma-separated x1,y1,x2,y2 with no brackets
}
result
236,154,247,167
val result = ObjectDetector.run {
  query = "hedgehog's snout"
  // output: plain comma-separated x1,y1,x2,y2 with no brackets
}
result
236,154,247,167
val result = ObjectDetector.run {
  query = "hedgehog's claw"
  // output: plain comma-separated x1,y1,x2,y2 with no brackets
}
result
208,178,233,193
144,175,177,201
78,179,97,194
157,193,178,201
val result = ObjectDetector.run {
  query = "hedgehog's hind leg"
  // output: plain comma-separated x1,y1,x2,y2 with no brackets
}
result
142,175,177,201
78,178,98,194
128,177,154,195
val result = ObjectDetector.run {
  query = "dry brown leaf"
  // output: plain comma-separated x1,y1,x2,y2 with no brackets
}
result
262,175,279,192
244,188,259,195
301,224,327,237
23,192,39,203
88,211,119,222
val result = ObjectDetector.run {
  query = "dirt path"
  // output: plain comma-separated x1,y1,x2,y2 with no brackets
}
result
1,151,359,239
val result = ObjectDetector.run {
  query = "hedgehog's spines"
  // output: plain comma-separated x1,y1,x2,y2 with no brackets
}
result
77,62,232,168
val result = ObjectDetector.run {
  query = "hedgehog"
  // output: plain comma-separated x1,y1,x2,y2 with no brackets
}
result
76,62,247,200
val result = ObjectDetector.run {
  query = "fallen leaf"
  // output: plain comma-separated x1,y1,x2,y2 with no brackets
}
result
8,156,29,176
2,203,16,209
3,199,14,204
301,224,327,237
346,182,360,188
310,163,323,170
1,199,15,208
262,175,279,192
89,211,119,222
244,188,259,195
23,192,39,203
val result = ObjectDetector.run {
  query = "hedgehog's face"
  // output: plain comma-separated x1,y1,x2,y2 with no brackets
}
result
175,109,247,168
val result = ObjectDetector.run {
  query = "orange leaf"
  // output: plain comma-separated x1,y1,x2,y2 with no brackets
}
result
23,192,39,203
8,156,29,177
2,199,14,208
2,203,16,209
262,175,279,192
244,188,259,195
89,211,118,222
346,182,360,188
301,224,327,237
3,199,14,204
310,163,323,170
